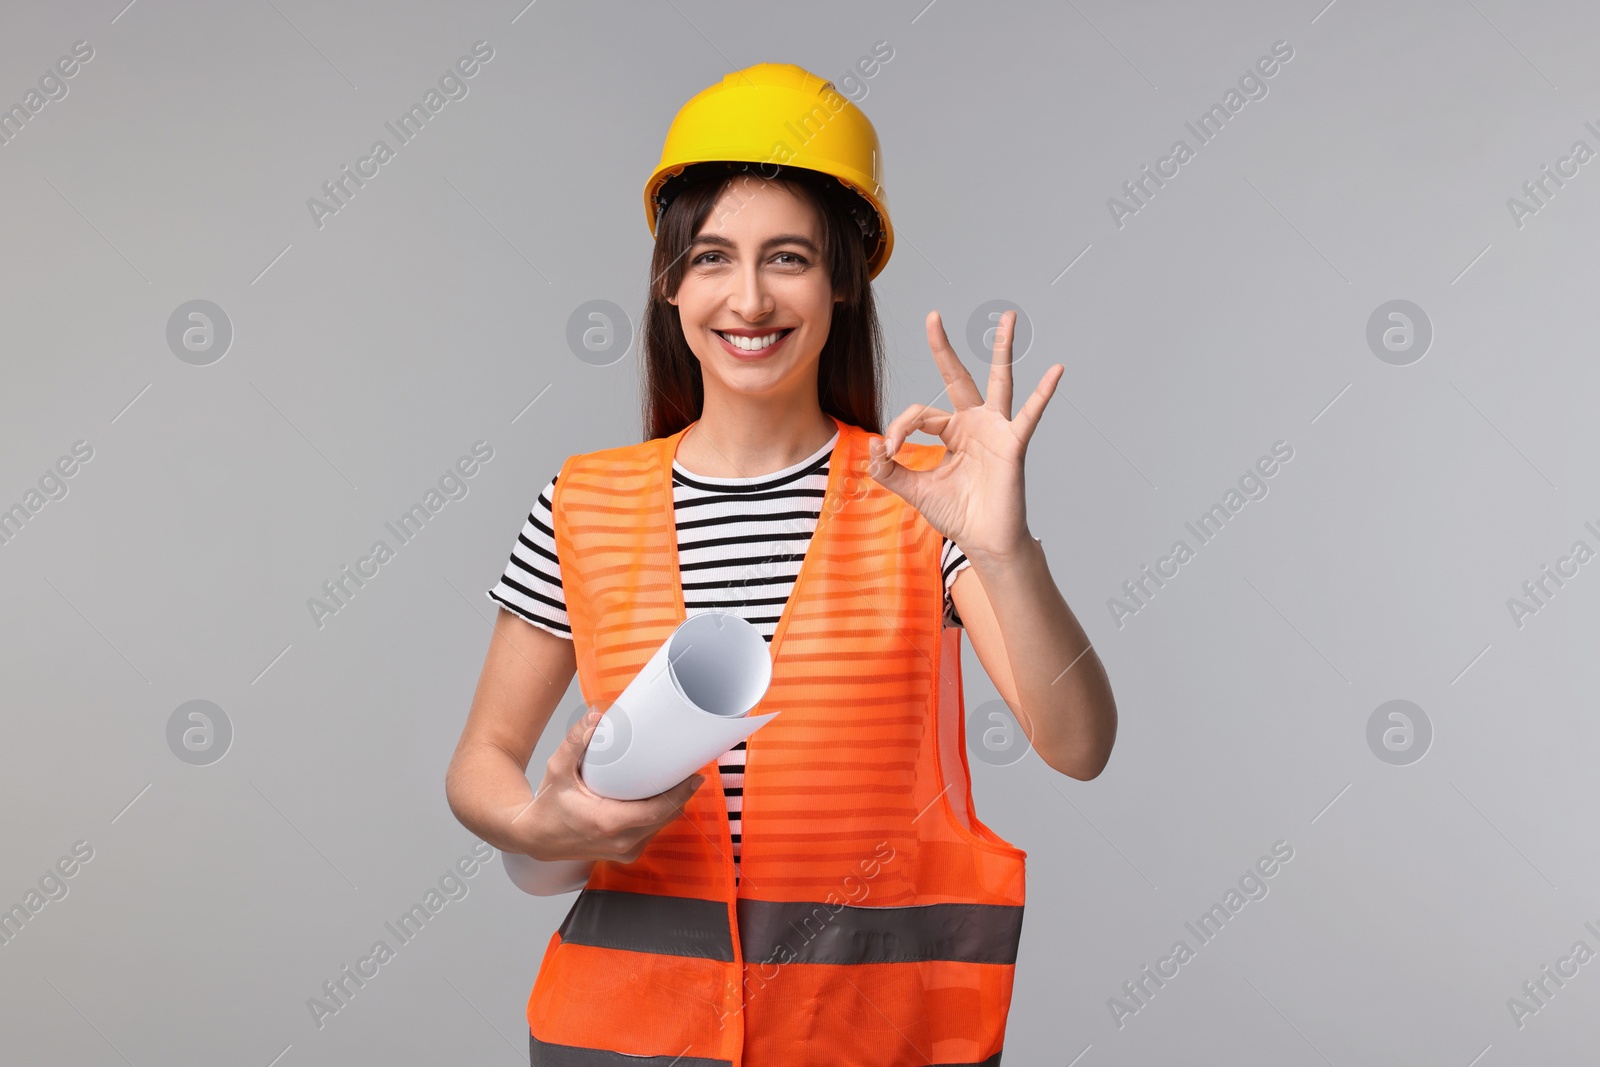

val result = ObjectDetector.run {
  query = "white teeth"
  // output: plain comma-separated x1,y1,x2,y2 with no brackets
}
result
719,330,785,351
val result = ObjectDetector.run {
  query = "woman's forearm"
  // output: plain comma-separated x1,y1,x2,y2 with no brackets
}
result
445,741,543,855
966,537,1117,779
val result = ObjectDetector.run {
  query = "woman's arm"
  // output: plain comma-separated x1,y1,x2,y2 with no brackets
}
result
948,539,1117,781
445,607,578,853
866,310,1111,781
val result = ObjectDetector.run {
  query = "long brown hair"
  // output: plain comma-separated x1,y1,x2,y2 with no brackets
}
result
639,163,887,441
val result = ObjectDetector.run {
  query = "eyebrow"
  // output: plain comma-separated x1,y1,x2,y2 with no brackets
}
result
689,233,821,254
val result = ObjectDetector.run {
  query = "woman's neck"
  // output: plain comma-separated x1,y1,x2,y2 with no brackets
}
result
674,407,838,479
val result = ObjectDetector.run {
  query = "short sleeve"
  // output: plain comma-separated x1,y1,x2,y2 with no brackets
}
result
941,537,971,628
486,474,572,639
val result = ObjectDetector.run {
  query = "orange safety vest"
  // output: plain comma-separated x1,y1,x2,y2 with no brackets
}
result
527,414,1027,1067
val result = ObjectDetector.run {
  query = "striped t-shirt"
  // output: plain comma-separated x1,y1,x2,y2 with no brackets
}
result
487,429,972,883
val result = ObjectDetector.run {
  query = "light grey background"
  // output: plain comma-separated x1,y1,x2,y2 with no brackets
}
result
2,0,1597,1064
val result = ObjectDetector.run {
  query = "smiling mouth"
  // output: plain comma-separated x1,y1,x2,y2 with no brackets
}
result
715,328,794,354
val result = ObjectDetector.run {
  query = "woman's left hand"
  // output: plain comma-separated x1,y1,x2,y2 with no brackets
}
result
866,310,1064,562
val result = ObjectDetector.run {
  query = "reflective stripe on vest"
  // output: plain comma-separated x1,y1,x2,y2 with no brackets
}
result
553,888,1024,966
527,416,1027,1067
531,1033,1006,1067
531,1032,1006,1066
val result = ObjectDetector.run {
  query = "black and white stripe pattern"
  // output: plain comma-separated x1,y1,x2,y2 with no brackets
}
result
487,431,972,881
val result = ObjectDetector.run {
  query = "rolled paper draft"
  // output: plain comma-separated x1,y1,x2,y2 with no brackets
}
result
503,852,592,896
504,611,779,895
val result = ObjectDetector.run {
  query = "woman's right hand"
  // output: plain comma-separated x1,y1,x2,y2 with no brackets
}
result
514,708,707,864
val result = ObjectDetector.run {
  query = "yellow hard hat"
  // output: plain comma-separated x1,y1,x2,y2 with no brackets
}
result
644,62,893,279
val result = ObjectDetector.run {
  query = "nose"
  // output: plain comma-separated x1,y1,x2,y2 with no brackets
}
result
726,260,775,323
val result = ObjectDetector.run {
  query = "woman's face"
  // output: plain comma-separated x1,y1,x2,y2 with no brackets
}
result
668,178,840,402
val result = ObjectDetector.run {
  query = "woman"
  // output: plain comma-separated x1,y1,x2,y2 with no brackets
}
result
446,62,1116,1067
